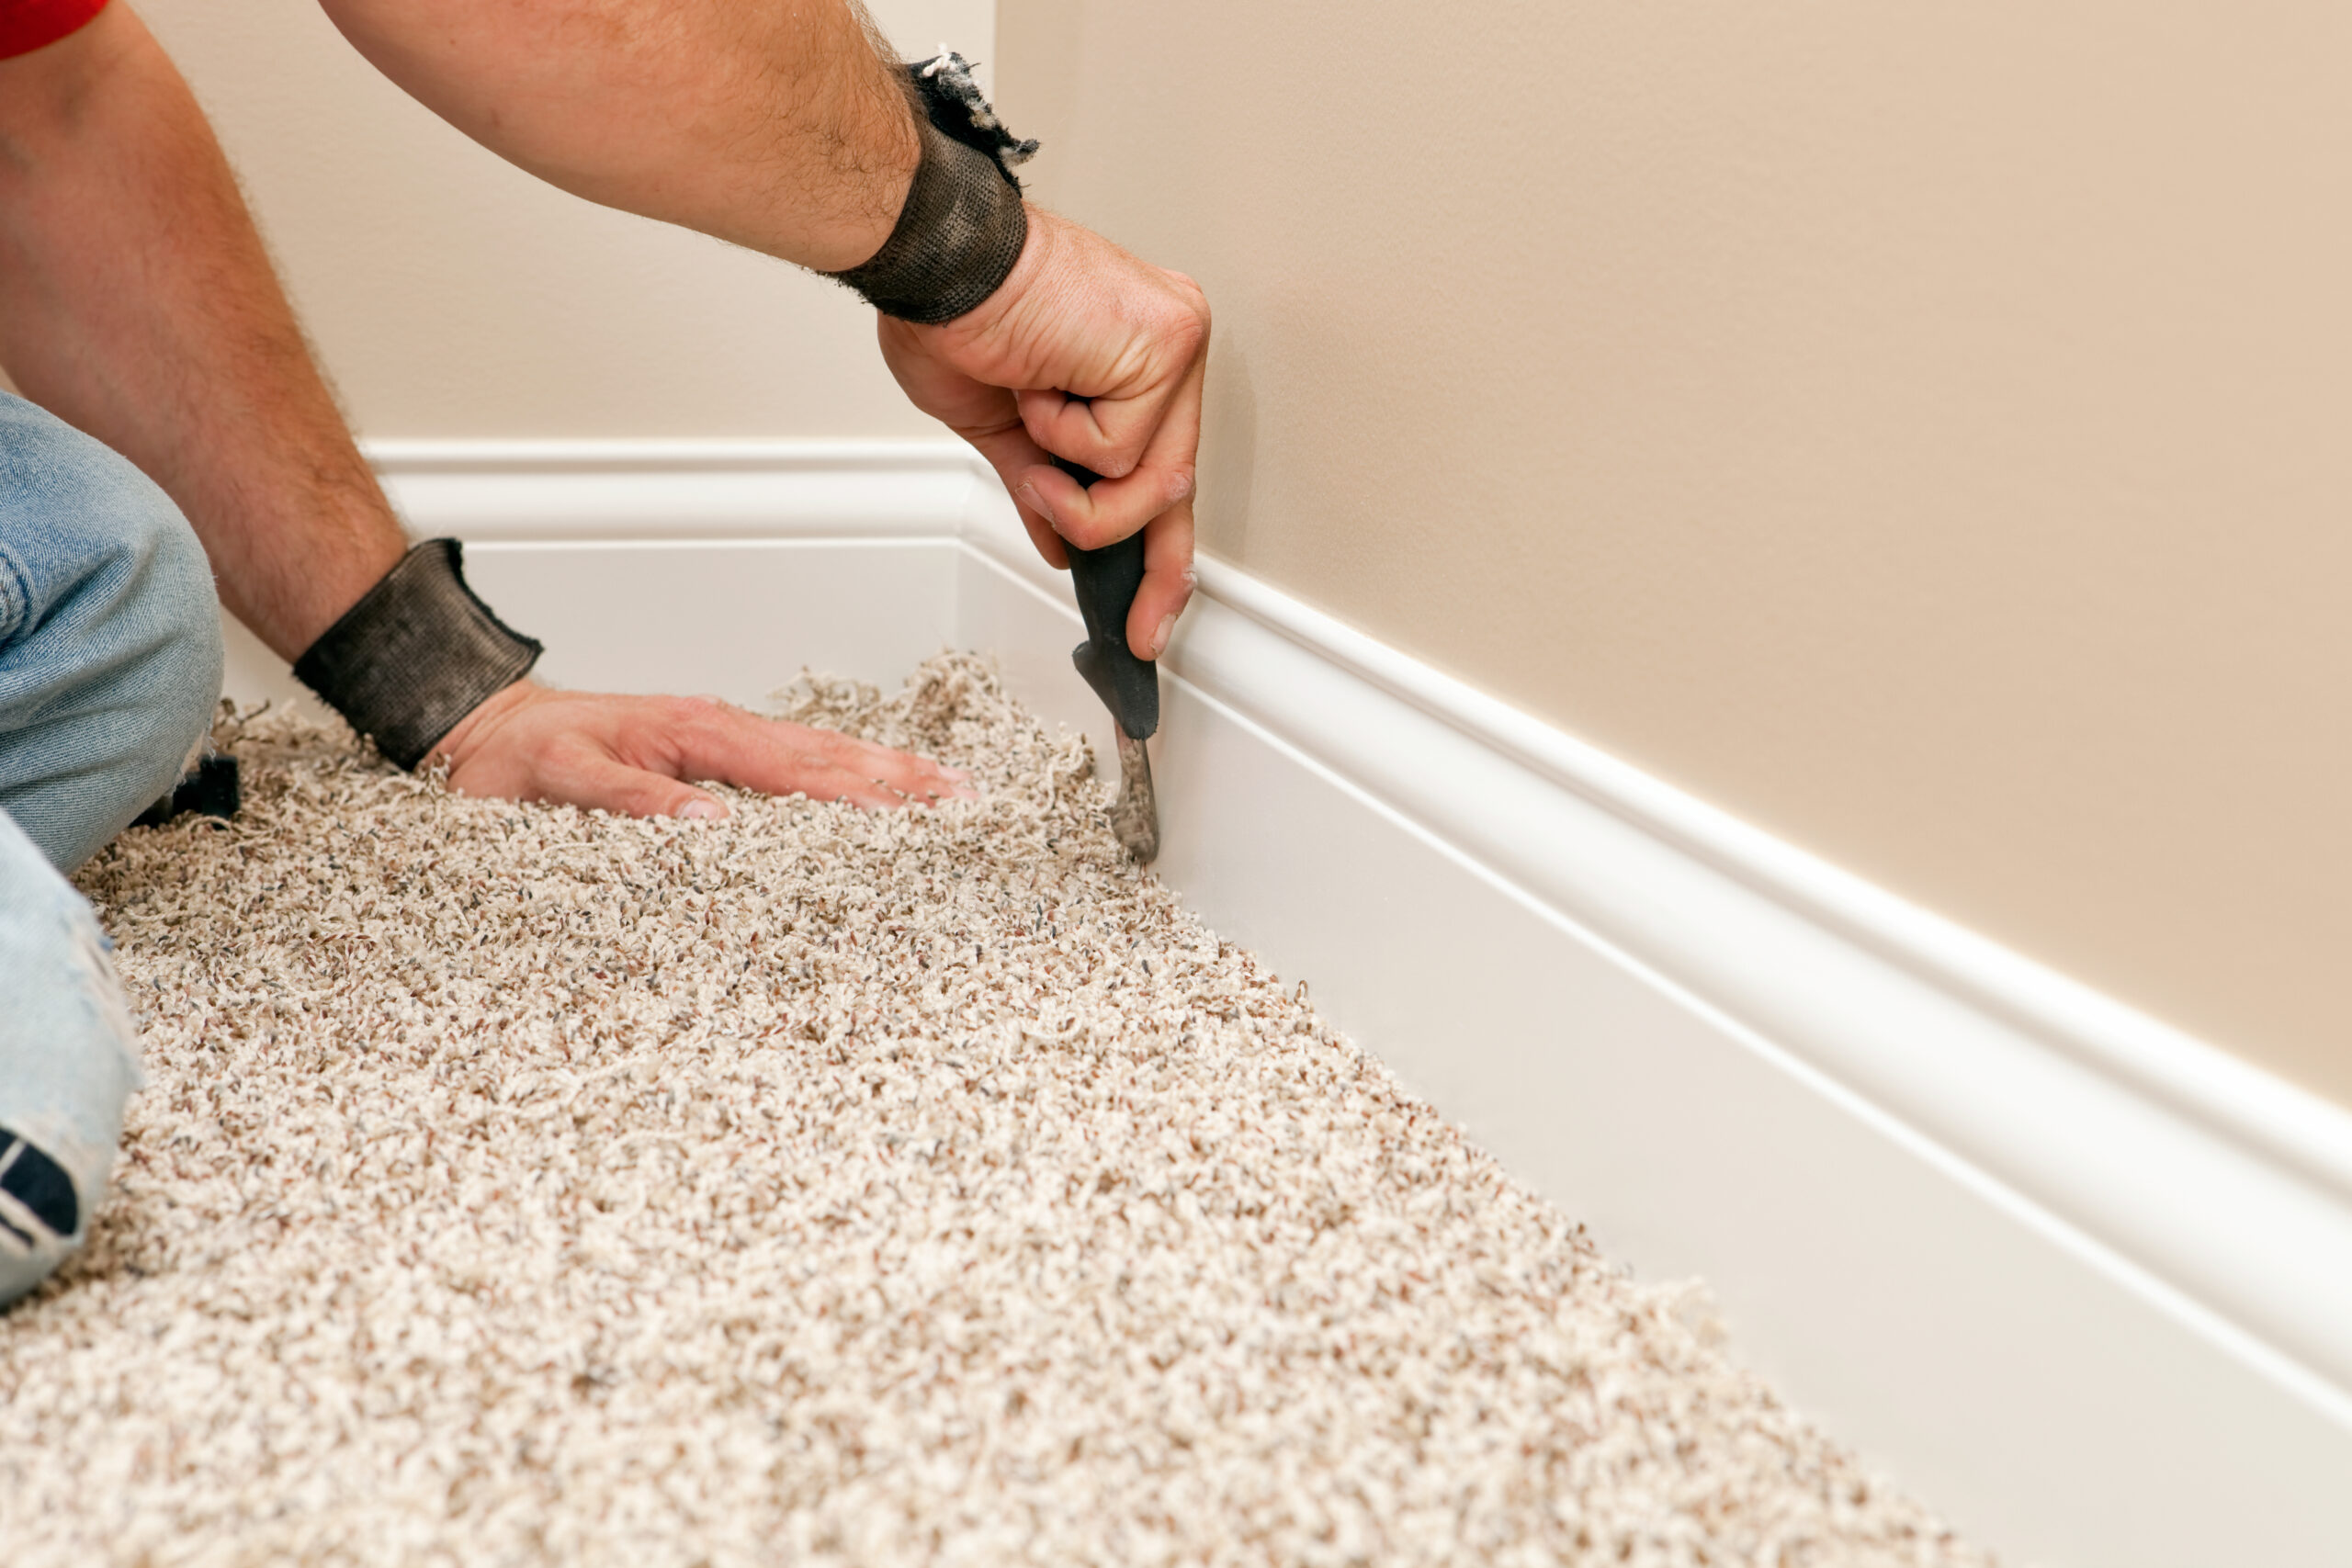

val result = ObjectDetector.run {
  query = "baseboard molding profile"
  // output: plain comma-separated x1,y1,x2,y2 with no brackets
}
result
211,439,2352,1566
368,438,983,540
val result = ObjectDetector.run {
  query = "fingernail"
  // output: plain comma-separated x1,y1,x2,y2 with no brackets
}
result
1170,471,1194,503
1017,482,1056,527
677,797,727,820
1151,614,1177,658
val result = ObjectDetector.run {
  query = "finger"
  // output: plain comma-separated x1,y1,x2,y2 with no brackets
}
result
963,423,1069,570
1014,387,1178,488
1010,289,1204,476
1019,505,1071,570
1014,457,1193,553
1014,347,1207,552
876,319,1072,571
791,724,977,800
1128,499,1197,660
1012,389,1136,479
536,747,729,820
661,702,976,808
761,729,970,809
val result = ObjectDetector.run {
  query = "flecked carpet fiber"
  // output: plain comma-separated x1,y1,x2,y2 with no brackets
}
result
6,655,1991,1566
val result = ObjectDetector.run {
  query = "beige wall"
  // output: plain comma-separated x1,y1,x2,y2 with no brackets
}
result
135,0,995,439
999,0,2352,1105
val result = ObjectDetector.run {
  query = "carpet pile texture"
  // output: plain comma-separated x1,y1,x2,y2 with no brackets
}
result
4,655,1993,1566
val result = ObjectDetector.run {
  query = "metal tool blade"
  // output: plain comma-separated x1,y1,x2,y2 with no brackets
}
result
1108,724,1159,864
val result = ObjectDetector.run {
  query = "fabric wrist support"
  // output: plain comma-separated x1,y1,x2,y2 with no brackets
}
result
292,538,543,771
824,52,1038,325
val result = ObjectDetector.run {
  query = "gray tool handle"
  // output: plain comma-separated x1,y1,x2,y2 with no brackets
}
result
1052,456,1160,739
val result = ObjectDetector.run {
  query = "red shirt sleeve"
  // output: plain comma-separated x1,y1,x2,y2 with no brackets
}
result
0,0,108,61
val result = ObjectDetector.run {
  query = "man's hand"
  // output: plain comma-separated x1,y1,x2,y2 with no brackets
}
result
314,1,1211,659
878,209,1210,661
430,681,975,818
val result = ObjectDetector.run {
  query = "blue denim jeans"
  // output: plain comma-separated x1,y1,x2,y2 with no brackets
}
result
0,391,223,1304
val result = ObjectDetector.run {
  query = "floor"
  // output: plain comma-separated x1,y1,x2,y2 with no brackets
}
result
5,655,1990,1566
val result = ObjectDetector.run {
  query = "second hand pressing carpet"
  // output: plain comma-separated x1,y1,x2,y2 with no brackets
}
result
8,655,1990,1566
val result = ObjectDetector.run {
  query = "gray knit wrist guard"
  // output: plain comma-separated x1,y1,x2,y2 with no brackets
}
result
293,538,542,771
824,52,1038,325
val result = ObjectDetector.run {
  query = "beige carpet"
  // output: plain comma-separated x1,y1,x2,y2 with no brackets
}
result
5,655,1992,1566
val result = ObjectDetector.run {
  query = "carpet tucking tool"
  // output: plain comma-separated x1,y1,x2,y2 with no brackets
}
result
1052,456,1159,863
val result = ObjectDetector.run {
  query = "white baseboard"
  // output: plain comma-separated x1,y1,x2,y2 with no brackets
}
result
218,443,981,714
222,440,2352,1566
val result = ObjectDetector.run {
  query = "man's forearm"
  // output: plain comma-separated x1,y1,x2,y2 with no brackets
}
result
318,0,920,274
0,3,404,660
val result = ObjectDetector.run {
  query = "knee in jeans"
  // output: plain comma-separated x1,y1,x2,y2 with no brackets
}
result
0,398,225,862
41,479,227,817
121,496,227,784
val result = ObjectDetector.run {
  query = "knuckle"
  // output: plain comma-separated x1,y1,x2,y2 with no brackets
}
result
1162,308,1207,357
1159,265,1208,310
660,694,731,730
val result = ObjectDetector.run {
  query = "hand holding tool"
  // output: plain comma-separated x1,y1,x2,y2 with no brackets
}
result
1051,456,1159,863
